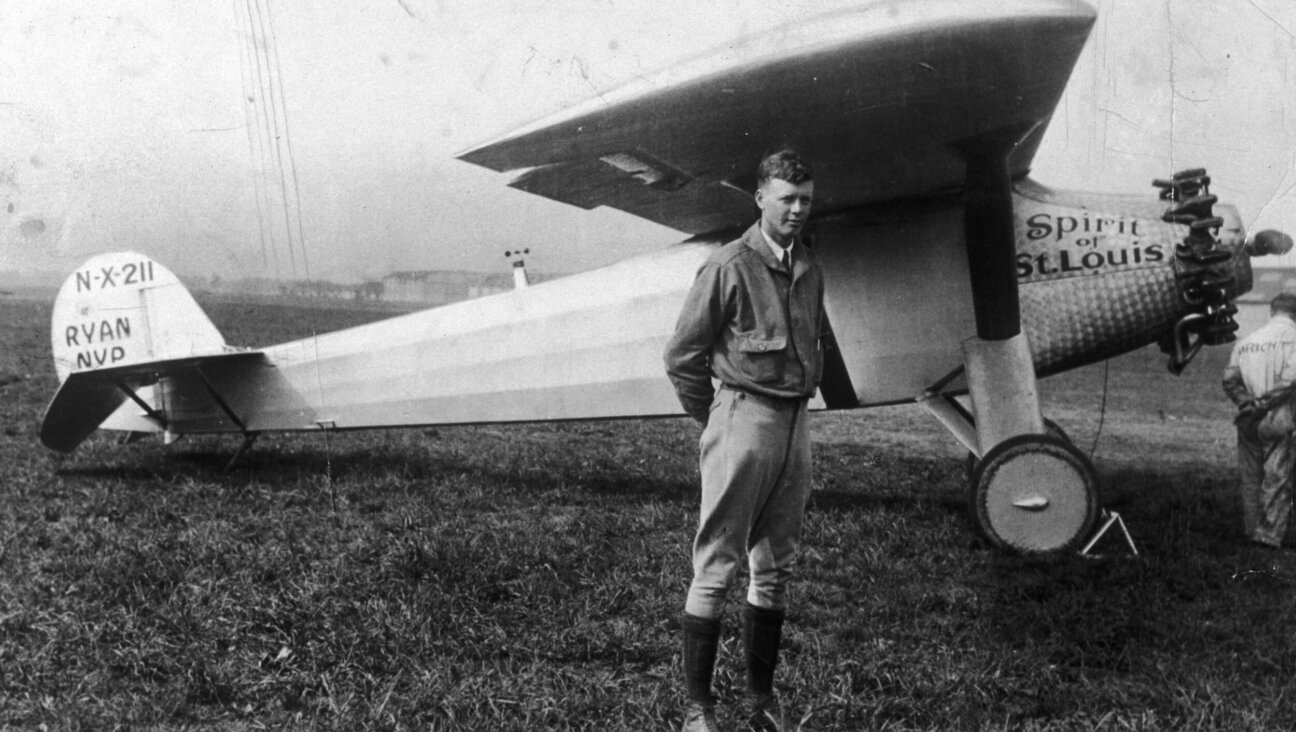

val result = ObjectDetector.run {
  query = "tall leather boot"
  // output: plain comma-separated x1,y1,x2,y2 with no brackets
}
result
680,612,722,732
743,603,789,732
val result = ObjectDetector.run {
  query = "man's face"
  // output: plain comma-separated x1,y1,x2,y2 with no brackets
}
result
755,177,814,246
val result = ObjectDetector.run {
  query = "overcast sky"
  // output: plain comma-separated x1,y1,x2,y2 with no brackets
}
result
3,0,1295,282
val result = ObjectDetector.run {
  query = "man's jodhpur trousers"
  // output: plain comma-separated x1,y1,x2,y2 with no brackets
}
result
1237,415,1295,547
685,386,812,619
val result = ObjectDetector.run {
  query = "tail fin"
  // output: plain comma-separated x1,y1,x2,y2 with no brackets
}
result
41,252,229,452
50,252,226,381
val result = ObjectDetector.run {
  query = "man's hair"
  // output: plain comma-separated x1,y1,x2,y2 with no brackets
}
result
1273,292,1296,316
757,149,813,188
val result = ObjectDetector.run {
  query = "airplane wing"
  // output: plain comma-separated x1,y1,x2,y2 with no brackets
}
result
40,350,269,453
456,0,1097,237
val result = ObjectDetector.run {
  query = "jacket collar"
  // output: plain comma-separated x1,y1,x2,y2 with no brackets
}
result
741,222,806,280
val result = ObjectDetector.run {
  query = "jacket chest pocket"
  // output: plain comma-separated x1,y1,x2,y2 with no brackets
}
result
736,334,786,383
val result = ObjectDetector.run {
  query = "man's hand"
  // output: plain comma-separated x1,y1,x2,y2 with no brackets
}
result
1236,399,1263,424
691,409,710,429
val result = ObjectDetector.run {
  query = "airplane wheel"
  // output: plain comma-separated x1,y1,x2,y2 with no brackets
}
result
969,433,1099,554
1042,417,1070,444
964,418,1070,481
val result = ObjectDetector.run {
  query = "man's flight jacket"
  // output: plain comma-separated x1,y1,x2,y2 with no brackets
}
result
664,223,827,424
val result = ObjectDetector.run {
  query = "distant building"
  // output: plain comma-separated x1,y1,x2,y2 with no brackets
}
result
197,276,287,298
195,268,557,307
282,279,356,300
354,281,385,301
381,270,519,305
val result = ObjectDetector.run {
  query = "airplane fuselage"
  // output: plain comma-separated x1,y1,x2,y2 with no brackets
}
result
73,176,1246,439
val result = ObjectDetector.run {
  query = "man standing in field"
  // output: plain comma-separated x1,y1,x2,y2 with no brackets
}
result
664,149,825,732
1223,292,1296,549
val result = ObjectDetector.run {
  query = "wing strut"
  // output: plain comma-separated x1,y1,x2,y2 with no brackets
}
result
190,365,263,470
916,365,977,456
115,381,168,430
226,433,261,472
193,366,248,433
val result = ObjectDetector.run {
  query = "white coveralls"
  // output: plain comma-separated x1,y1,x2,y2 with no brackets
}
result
1222,313,1296,547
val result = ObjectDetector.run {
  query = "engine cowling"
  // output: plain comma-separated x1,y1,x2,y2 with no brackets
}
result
1012,170,1279,377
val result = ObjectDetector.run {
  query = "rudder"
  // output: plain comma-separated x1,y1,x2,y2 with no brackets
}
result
50,251,226,382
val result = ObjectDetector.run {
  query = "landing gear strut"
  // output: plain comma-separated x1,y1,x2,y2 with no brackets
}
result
969,434,1099,553
955,130,1103,555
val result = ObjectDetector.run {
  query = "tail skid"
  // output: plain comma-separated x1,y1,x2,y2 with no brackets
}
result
40,252,262,453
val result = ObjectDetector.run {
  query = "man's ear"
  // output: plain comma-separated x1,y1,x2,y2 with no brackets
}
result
753,186,764,210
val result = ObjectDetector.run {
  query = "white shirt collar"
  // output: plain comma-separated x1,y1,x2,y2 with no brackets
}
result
759,225,794,262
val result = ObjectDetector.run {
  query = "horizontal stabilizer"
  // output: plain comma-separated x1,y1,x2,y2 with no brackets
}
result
39,373,131,454
39,350,268,453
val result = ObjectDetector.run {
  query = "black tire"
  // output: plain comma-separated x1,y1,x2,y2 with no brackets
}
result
964,418,1071,481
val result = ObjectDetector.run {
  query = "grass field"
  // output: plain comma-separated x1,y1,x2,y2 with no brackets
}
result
3,294,1296,731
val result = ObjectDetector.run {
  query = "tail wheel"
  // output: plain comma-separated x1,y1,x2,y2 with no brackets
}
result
969,434,1099,554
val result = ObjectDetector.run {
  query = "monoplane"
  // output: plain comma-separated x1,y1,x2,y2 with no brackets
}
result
38,0,1293,553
